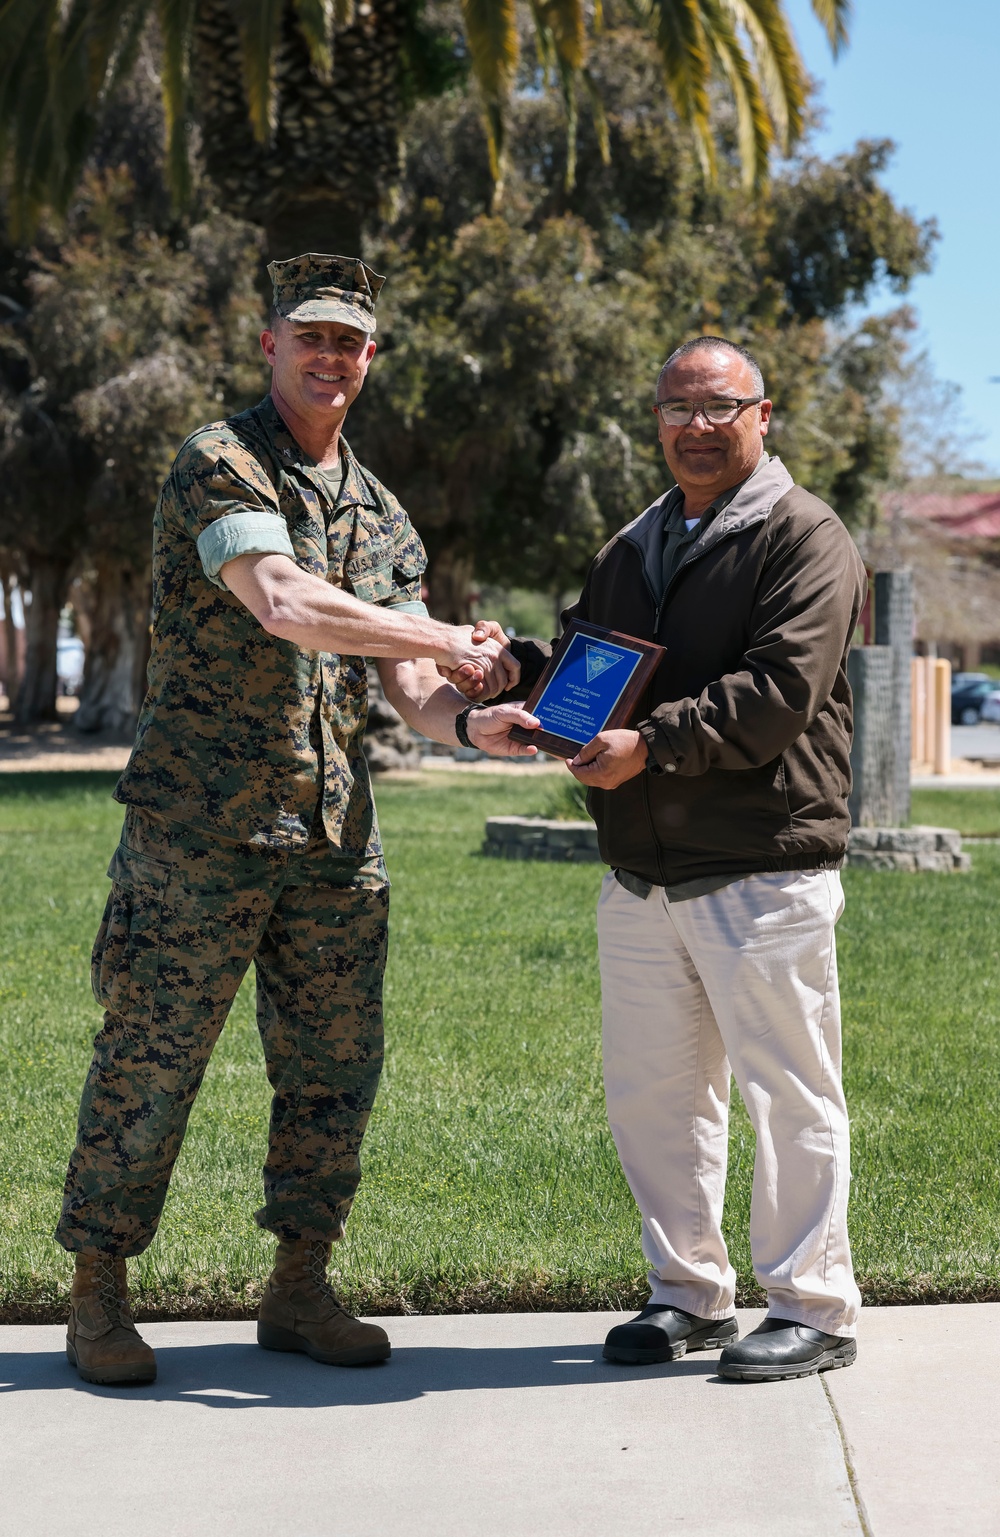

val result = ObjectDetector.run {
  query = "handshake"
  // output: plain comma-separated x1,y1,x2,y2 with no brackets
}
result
435,618,521,702
434,617,544,760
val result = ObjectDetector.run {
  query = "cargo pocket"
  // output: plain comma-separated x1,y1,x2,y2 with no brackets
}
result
91,845,170,1026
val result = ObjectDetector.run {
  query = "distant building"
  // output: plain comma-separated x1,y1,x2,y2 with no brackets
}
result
886,488,1000,670
900,489,1000,544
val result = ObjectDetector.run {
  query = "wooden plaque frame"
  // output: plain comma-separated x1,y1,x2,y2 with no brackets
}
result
508,618,665,758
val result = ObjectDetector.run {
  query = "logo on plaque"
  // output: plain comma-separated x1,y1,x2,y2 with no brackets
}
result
508,618,665,757
585,645,623,683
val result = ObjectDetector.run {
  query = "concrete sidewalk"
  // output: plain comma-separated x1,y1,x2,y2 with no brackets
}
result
1,1307,997,1536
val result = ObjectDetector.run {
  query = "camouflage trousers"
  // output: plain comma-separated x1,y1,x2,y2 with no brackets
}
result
55,807,388,1257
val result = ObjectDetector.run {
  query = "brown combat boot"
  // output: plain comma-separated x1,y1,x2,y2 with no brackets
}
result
67,1253,157,1386
258,1240,390,1365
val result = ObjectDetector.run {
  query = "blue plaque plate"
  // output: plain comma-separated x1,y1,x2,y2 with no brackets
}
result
533,632,642,744
509,619,666,757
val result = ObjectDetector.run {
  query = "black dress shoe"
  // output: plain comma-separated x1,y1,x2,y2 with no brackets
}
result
603,1305,739,1365
718,1317,857,1382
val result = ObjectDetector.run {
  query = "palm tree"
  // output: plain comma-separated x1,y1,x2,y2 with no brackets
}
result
1,0,850,256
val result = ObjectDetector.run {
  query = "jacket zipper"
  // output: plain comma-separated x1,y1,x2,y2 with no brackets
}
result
620,539,671,886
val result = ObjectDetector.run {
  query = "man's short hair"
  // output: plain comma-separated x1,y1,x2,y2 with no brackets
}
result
660,337,765,398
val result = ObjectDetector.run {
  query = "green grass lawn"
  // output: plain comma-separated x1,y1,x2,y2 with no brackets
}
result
911,788,1000,838
2,771,999,1320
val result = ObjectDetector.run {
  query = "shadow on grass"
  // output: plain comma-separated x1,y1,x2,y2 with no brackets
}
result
0,1338,722,1407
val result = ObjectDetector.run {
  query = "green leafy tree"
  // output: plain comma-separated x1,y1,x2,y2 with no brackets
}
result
346,30,934,619
1,0,848,253
0,153,264,726
0,296,88,721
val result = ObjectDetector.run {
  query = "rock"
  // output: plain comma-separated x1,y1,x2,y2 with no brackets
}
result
483,819,970,873
483,816,601,863
847,825,969,873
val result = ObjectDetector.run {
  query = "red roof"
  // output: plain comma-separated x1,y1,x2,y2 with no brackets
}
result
901,492,1000,539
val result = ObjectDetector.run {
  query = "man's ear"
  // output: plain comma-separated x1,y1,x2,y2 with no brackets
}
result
260,330,277,366
759,398,773,436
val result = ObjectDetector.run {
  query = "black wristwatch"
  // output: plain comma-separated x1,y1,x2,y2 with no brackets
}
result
455,704,480,749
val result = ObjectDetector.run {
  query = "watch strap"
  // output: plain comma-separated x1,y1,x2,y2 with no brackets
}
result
455,704,477,749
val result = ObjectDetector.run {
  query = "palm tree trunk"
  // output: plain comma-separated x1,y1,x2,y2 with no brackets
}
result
193,0,404,262
73,555,151,735
264,198,363,265
15,556,70,724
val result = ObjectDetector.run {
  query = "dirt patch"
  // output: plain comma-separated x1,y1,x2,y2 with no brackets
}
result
0,701,133,773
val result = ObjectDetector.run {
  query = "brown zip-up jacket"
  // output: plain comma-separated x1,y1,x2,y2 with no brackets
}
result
508,456,867,887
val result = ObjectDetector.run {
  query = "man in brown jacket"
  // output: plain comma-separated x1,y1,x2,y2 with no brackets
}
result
475,336,866,1382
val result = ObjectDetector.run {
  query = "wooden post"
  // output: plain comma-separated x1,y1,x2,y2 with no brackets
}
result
911,657,924,766
933,658,951,776
923,656,936,769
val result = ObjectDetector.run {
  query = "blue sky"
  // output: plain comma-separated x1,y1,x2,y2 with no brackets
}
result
784,0,1000,471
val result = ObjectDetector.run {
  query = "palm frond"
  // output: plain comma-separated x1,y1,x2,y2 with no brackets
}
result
556,54,579,188
292,0,336,80
46,0,146,211
459,0,519,186
232,0,285,142
71,0,148,93
635,0,714,178
810,0,850,57
581,66,611,165
103,0,153,97
3,45,59,237
721,0,806,152
534,0,586,71
0,0,55,118
157,0,197,206
528,0,586,186
703,0,773,187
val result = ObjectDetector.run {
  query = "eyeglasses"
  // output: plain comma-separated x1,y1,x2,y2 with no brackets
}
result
653,397,763,427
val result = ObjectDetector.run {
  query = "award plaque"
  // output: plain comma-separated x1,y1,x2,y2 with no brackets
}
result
509,619,665,758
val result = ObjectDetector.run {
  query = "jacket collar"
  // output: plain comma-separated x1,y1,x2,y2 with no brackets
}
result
251,395,377,509
619,453,795,601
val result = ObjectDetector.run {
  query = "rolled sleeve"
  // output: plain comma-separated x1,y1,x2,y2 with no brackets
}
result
197,510,295,589
385,598,429,616
163,429,294,590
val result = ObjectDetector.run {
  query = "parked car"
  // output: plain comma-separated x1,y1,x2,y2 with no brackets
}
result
950,677,998,725
56,635,85,696
979,691,1000,724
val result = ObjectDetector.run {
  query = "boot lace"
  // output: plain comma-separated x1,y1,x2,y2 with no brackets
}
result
303,1242,344,1311
94,1254,133,1328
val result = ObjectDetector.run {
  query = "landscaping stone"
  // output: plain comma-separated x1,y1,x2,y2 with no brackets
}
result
483,818,970,872
484,817,601,863
856,825,969,871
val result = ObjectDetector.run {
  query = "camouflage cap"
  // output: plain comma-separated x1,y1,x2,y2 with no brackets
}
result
267,253,386,334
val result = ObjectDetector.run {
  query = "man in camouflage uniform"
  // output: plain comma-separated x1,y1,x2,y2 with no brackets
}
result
56,254,535,1385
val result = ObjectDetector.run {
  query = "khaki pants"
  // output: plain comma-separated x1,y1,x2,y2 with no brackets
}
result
598,868,860,1337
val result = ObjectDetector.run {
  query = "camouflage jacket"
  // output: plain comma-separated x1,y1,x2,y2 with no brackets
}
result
115,394,428,852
